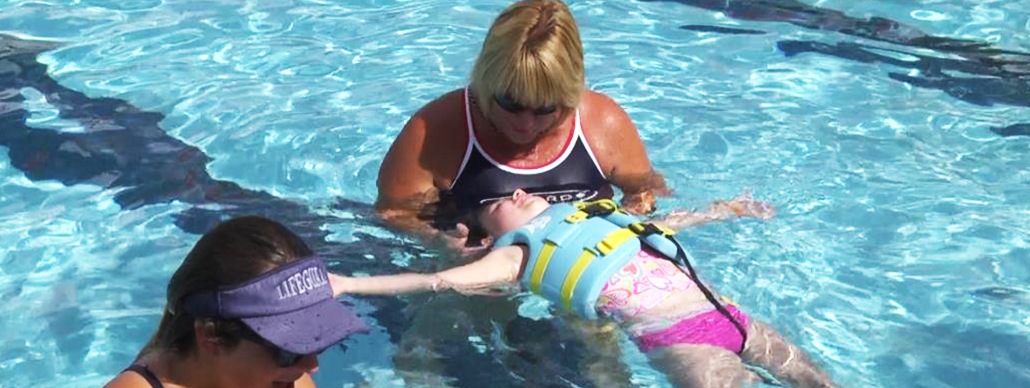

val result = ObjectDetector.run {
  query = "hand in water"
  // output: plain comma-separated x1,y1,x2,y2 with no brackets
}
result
439,223,492,257
621,191,657,214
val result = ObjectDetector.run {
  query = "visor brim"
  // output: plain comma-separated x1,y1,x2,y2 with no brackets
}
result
241,298,368,355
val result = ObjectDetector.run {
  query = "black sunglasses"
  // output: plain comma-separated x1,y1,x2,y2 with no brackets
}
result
239,326,308,368
494,94,558,115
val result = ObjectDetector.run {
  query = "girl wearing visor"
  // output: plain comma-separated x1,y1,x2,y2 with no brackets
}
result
105,216,367,388
331,190,836,388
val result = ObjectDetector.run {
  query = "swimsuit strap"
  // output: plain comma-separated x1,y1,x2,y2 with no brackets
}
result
124,364,165,388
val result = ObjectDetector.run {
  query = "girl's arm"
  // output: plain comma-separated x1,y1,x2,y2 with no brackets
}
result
657,191,775,231
330,245,527,298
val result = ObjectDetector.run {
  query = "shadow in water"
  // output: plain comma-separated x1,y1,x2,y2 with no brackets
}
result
644,0,1030,137
0,33,591,387
879,321,1030,387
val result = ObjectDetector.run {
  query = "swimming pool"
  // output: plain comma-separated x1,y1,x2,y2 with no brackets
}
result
2,0,1028,386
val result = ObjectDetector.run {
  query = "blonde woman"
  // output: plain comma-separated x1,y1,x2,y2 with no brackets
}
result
377,0,667,251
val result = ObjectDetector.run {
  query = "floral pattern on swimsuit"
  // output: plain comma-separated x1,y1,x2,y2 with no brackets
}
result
595,248,693,322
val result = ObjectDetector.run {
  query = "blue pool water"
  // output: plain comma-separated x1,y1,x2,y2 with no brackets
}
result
2,0,1029,387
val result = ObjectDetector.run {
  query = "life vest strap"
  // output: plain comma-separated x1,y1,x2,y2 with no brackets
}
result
596,228,638,255
560,221,673,310
560,249,598,311
528,241,559,294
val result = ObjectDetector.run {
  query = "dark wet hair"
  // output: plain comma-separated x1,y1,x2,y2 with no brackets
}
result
461,207,492,245
138,216,314,358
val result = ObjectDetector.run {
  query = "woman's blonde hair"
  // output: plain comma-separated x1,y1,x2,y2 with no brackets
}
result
470,0,585,117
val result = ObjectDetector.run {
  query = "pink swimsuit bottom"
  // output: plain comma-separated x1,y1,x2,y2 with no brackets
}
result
595,248,750,354
634,304,749,353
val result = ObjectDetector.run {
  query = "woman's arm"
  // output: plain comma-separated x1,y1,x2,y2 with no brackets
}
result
375,91,475,251
579,91,669,215
330,245,527,298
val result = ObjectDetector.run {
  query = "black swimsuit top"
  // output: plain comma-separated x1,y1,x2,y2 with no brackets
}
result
123,364,164,388
447,88,614,213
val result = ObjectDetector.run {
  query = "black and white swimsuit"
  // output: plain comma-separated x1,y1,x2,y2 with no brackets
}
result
447,87,614,212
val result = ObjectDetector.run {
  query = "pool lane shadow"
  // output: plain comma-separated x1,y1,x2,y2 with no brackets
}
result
0,33,605,388
643,0,1030,137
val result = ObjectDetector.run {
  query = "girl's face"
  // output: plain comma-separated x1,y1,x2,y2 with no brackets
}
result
479,189,551,236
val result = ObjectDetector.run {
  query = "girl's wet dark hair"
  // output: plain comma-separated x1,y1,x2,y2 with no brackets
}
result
138,216,314,358
461,207,491,243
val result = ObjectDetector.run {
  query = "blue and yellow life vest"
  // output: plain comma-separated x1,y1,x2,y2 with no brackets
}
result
492,199,685,319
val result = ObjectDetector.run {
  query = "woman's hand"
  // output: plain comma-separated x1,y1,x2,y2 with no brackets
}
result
436,223,492,257
621,191,657,214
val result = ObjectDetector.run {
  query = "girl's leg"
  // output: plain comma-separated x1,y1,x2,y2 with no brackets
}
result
740,320,836,388
648,344,761,388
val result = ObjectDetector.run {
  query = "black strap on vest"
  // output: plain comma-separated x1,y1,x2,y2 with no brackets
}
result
572,200,750,353
578,200,620,217
633,224,750,354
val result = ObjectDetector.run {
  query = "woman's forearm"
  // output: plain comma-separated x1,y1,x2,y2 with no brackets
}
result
375,204,475,253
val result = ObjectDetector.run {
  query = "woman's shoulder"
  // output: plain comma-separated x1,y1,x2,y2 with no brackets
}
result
411,88,466,130
581,90,623,112
579,90,636,140
397,88,468,149
103,368,156,388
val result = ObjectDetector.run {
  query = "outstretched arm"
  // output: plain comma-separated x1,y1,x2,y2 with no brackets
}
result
330,245,527,298
656,191,776,231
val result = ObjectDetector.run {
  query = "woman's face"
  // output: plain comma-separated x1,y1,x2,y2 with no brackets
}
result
488,94,566,145
217,336,320,388
479,189,551,236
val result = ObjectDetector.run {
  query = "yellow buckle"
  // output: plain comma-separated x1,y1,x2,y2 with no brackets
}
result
575,199,619,212
565,210,589,223
567,199,621,222
596,228,638,255
628,222,675,237
575,198,614,209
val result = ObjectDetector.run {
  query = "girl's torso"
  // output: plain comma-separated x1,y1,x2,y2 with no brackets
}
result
595,247,715,335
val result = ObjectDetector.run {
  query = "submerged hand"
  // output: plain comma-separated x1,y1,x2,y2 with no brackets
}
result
438,223,491,257
621,191,657,214
439,223,470,250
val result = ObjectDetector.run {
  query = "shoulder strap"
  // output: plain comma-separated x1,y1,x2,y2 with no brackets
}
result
124,364,164,388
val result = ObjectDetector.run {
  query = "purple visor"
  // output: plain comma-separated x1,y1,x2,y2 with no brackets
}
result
182,257,368,354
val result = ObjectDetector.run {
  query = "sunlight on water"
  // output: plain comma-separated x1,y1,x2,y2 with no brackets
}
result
1,0,1029,387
